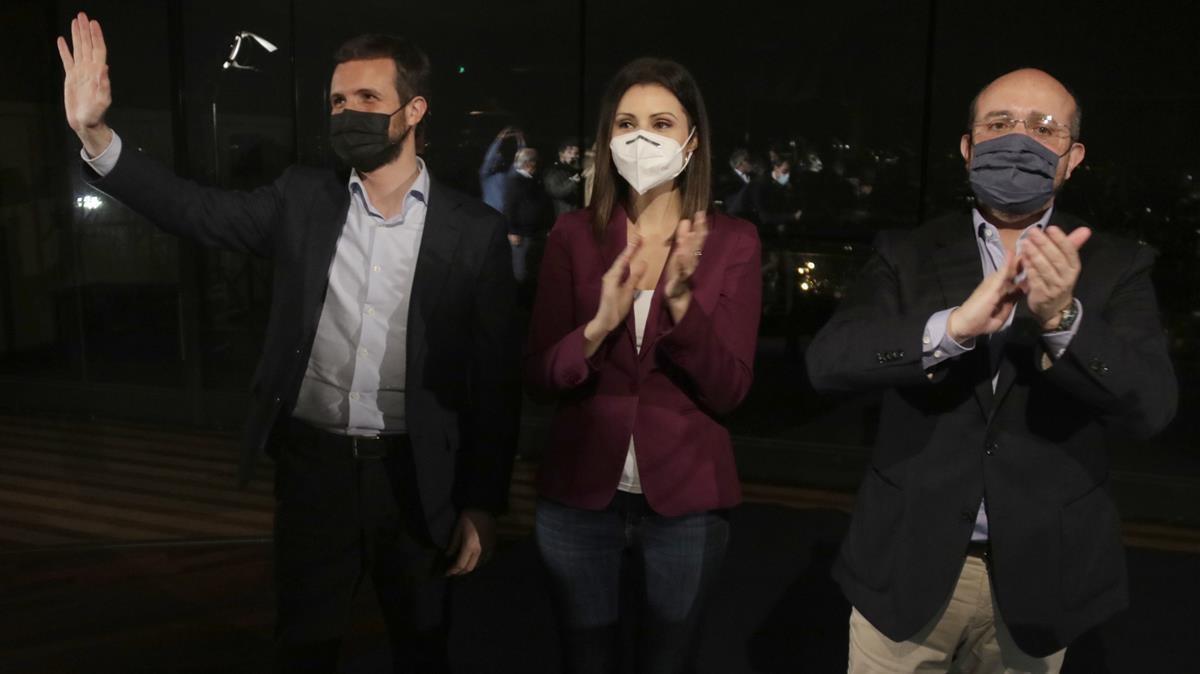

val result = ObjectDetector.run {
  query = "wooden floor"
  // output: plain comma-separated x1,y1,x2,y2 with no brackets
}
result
3,507,1195,673
0,416,273,547
0,413,1196,553
1,414,1197,672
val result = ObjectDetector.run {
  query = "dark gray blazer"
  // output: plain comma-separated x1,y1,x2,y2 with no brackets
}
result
807,210,1177,656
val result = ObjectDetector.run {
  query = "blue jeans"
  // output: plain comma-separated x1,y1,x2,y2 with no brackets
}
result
535,492,730,674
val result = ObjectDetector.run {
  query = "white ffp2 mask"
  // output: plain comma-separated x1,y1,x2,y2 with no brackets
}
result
609,127,696,194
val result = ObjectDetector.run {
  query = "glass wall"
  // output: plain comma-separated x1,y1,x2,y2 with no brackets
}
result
0,0,585,549
173,1,296,392
0,0,1196,550
1,1,178,388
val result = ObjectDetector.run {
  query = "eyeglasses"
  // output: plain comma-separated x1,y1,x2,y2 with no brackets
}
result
971,114,1074,149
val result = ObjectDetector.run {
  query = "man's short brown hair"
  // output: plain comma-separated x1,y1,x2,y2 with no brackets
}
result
333,34,432,142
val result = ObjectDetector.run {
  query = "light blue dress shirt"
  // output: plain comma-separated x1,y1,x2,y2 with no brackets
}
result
921,208,1083,541
291,163,429,436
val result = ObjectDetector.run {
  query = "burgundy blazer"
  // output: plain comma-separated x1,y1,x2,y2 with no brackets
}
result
525,204,762,517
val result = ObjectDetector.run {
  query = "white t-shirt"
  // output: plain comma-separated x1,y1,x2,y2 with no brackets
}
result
617,290,654,494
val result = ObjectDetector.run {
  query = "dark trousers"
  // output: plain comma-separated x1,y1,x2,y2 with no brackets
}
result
273,420,450,673
510,237,531,283
512,234,546,309
535,492,730,674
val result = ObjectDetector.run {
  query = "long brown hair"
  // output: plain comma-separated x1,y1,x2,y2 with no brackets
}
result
590,58,713,239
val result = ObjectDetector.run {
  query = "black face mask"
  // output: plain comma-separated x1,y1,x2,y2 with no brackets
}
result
329,104,409,172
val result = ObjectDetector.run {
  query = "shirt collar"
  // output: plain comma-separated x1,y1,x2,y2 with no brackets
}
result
972,206,1054,242
348,156,431,224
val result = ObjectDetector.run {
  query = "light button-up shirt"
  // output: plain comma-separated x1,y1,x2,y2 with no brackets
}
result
291,160,430,436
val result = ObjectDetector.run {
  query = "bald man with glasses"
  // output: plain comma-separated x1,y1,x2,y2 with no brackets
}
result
807,69,1176,673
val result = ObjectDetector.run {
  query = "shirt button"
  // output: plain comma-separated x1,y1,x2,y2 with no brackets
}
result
372,264,381,273
923,333,931,345
365,306,375,316
349,392,359,401
933,349,943,358
359,347,368,357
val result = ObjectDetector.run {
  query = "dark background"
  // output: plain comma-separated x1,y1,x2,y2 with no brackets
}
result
1,0,1197,533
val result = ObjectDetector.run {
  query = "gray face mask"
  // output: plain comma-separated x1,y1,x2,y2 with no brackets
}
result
968,133,1062,215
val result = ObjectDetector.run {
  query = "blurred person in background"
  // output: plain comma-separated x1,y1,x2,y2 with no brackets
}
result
714,147,755,219
543,137,583,218
505,147,552,289
480,124,525,214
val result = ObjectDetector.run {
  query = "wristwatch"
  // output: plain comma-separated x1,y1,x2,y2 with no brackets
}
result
1047,299,1079,332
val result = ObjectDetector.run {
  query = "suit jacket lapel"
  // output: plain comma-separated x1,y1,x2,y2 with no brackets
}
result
302,170,352,338
932,213,993,417
638,231,675,361
409,179,461,367
992,350,1019,411
599,204,638,350
992,300,1041,411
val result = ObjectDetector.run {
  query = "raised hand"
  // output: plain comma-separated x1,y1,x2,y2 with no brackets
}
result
1018,225,1091,330
57,11,112,156
946,253,1021,343
663,211,709,321
583,236,647,355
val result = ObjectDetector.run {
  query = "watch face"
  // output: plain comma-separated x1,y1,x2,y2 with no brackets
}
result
1059,303,1079,330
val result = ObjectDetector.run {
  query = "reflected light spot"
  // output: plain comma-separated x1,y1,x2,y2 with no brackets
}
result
75,195,103,210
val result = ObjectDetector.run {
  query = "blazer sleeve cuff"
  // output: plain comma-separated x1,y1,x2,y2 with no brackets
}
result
81,130,122,177
656,294,709,354
546,323,603,389
922,308,975,370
